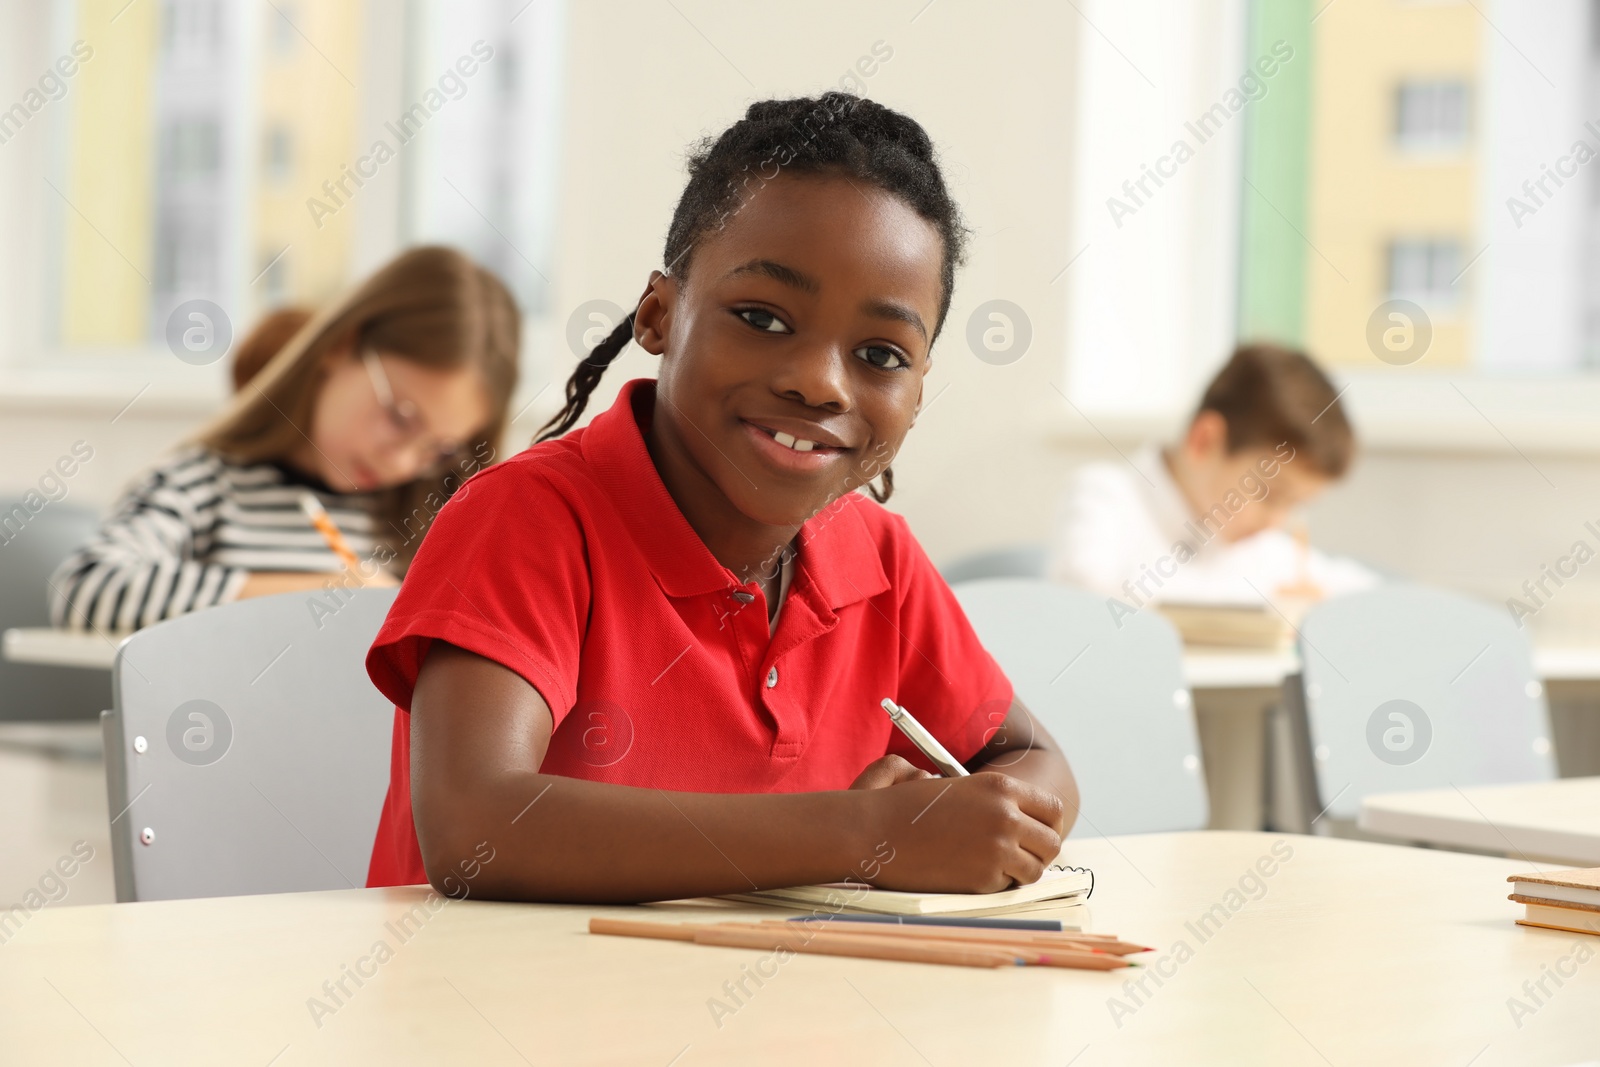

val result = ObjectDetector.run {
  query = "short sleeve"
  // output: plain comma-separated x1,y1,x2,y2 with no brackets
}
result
883,514,1015,766
365,463,589,725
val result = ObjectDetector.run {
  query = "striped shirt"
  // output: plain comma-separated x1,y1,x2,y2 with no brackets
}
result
50,446,390,634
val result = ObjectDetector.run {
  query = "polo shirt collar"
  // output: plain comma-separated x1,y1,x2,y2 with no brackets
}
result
581,378,889,611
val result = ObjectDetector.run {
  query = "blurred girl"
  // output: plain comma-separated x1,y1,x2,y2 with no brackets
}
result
50,246,519,632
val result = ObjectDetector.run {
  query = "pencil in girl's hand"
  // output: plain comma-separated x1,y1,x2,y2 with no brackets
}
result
298,492,361,570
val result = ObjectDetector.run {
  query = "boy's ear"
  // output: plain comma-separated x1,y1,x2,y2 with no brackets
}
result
633,271,675,357
1186,409,1229,458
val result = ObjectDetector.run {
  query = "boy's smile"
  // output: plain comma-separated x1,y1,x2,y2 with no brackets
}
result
631,173,947,579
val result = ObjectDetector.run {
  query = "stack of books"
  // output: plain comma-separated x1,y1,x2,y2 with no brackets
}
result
1508,867,1600,935
1156,602,1295,650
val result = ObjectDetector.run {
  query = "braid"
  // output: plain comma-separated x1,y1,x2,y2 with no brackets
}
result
539,92,964,501
535,312,636,443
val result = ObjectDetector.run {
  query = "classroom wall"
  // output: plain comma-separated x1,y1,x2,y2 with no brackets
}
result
5,0,1599,635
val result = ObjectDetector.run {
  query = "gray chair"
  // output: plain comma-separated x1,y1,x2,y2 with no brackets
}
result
1281,584,1555,829
102,587,399,901
941,543,1049,585
953,578,1207,836
0,499,111,722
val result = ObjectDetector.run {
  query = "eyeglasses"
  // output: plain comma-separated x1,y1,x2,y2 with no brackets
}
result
362,350,465,470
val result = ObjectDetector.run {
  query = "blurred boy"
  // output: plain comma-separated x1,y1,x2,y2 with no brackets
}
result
1049,343,1377,610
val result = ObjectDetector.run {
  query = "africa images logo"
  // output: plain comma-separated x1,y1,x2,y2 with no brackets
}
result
1365,699,1431,766
166,699,233,766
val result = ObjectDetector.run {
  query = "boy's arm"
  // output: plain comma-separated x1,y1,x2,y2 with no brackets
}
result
409,642,1067,904
965,700,1080,839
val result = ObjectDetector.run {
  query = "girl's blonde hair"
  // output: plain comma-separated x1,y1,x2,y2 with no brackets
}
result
197,245,520,568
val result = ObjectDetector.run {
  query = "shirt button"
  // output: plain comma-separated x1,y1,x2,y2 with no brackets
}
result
732,591,755,604
765,666,778,688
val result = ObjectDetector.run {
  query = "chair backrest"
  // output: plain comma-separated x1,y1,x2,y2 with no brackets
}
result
952,578,1207,836
941,544,1049,585
103,587,399,901
0,499,112,722
1294,584,1555,822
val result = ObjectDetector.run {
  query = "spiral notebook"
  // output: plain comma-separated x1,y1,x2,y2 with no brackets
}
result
721,864,1094,917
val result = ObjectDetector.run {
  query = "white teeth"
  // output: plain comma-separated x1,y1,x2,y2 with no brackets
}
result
769,430,819,453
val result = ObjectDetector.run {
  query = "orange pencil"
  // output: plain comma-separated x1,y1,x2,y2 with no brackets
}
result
299,492,361,570
693,925,1016,968
591,917,1011,967
763,920,1151,955
587,918,1136,970
751,923,1132,969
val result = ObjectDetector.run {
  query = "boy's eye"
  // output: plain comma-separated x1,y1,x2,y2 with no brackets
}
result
854,344,909,371
737,308,791,334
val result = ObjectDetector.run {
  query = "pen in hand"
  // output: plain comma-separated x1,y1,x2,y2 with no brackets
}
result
880,698,970,778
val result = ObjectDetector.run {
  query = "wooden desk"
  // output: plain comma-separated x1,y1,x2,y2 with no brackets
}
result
1360,777,1600,866
2,832,1593,1065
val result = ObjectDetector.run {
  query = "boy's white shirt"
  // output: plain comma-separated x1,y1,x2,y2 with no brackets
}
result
1047,446,1380,607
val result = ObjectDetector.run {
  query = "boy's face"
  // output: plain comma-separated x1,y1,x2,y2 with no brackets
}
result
1178,411,1332,543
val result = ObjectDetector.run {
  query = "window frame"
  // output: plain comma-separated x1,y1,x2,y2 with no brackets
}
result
0,0,561,421
1058,0,1600,456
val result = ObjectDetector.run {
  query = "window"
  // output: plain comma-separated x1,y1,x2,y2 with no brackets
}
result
162,119,222,174
263,126,293,184
404,0,565,317
1387,239,1464,310
4,0,563,376
257,248,289,305
1065,0,1600,443
1234,1,1580,374
1394,80,1470,152
269,3,297,55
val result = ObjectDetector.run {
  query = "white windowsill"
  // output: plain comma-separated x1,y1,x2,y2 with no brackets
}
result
0,359,230,419
1047,370,1600,456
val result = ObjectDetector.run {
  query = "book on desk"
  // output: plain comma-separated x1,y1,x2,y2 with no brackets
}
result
1509,867,1600,936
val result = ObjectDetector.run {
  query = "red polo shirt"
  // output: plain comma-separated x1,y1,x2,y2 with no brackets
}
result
364,378,1014,886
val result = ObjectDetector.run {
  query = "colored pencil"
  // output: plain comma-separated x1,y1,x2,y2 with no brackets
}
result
587,918,1138,970
768,920,1150,956
789,913,1073,933
298,492,361,570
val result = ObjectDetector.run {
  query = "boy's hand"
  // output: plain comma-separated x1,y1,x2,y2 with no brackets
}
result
858,772,1065,894
848,754,934,790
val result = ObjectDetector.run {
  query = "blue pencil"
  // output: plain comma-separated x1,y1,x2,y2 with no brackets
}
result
787,913,1069,932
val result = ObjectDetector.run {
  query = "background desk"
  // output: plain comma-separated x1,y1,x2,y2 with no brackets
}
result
13,623,1597,689
2,832,1593,1066
3,628,126,671
1361,777,1600,866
